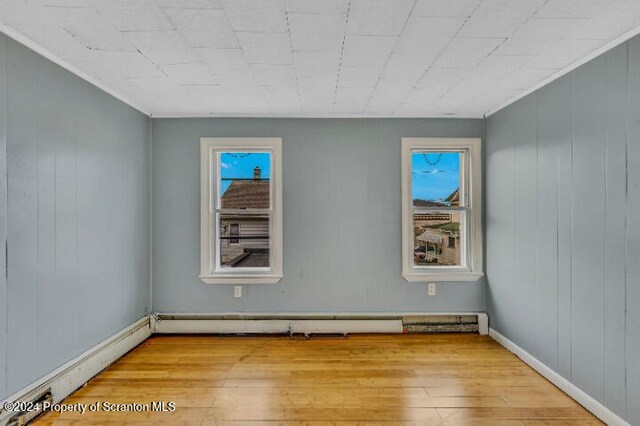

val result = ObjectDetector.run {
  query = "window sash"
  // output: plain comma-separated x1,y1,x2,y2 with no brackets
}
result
212,211,273,273
211,148,274,273
410,149,469,271
412,209,467,270
213,150,273,211
411,148,468,208
401,137,483,281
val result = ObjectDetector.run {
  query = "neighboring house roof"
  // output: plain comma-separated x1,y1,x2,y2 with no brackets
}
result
413,199,447,207
416,230,444,244
221,180,269,209
445,188,459,206
413,188,459,208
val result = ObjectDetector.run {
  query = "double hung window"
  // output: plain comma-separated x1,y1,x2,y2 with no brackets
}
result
401,138,483,282
200,138,283,284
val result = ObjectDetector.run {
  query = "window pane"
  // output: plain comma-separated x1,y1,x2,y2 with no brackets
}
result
219,152,271,209
413,211,463,266
229,223,240,244
219,214,270,269
412,152,461,207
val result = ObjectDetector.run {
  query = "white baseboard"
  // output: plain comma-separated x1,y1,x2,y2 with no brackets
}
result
477,313,489,335
489,327,630,426
153,318,403,334
0,316,151,426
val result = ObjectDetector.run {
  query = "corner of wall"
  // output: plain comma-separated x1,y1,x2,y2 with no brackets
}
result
0,32,8,400
148,116,153,315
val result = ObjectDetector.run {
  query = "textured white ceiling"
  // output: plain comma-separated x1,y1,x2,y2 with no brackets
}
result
2,0,640,117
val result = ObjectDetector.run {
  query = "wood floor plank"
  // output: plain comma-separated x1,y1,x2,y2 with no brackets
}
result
33,334,602,425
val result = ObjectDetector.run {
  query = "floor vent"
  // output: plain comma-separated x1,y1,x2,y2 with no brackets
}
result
402,315,479,333
6,389,52,426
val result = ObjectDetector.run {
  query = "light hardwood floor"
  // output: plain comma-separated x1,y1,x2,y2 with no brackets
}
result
34,334,601,425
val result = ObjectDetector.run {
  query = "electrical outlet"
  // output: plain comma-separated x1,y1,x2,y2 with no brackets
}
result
427,282,436,296
234,286,242,298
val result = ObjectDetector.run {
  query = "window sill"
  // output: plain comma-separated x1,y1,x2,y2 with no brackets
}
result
200,275,283,285
402,272,484,282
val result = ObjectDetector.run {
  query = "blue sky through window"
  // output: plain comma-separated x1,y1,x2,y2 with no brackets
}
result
412,152,460,204
220,152,271,194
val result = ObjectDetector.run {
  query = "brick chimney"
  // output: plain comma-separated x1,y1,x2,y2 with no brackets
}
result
253,166,261,180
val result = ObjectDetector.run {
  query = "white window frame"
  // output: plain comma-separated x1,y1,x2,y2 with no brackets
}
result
200,137,283,285
401,137,483,282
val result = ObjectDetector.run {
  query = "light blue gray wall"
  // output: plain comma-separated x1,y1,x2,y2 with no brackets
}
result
486,37,640,424
152,118,485,313
0,33,151,400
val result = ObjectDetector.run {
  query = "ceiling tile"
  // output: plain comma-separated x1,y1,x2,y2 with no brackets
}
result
127,30,195,65
285,0,349,14
338,65,384,88
236,32,293,65
497,67,558,90
412,0,481,17
342,35,397,66
394,16,465,55
222,0,287,32
347,0,415,35
91,0,174,32
400,88,447,110
400,67,471,110
334,87,371,111
393,104,446,116
0,0,51,26
160,62,216,84
568,15,640,40
288,13,346,52
534,0,604,18
196,48,252,76
293,51,340,78
155,0,223,8
493,38,555,56
415,67,471,91
366,55,434,112
511,17,588,40
49,6,136,52
457,0,546,38
527,38,606,68
128,77,183,95
163,8,237,48
432,37,504,68
216,75,262,96
475,54,534,80
444,74,500,102
28,0,90,6
250,64,297,87
379,53,434,85
73,51,164,81
463,87,521,115
298,76,334,111
260,85,299,107
13,24,96,61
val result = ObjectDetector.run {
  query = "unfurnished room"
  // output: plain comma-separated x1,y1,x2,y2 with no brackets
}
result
0,0,639,425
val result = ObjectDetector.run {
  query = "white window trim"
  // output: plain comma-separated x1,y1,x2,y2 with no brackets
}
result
401,137,484,282
200,137,283,285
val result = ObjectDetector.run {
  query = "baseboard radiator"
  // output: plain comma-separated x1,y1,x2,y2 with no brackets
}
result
152,313,488,335
402,315,479,333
